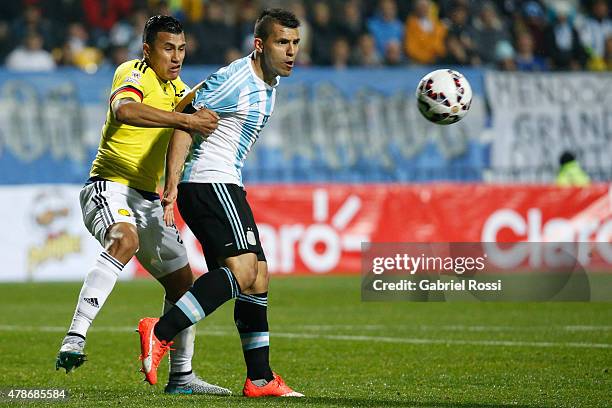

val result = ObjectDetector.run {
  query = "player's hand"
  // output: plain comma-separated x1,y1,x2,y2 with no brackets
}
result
188,109,219,136
162,186,178,227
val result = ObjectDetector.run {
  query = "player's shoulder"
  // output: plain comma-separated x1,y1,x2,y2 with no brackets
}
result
115,59,150,76
211,54,251,81
113,59,157,91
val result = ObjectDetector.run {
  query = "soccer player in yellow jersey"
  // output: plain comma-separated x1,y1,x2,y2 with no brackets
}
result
56,15,230,395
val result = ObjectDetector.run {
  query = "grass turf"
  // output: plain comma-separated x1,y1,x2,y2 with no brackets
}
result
0,276,610,407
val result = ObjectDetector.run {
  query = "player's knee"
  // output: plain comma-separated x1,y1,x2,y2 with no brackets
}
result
226,253,258,292
105,223,139,261
160,265,194,301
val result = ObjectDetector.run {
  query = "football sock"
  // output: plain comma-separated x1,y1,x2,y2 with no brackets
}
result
234,292,273,382
168,370,195,385
154,267,240,342
163,299,195,375
67,252,124,338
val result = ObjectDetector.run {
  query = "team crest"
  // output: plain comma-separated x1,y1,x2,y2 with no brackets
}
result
125,70,142,85
246,230,256,246
118,209,131,216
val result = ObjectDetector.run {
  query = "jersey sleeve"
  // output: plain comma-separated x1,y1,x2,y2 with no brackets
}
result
191,67,243,113
109,62,148,104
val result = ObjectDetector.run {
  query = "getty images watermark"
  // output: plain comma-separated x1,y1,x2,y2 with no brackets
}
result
361,243,612,301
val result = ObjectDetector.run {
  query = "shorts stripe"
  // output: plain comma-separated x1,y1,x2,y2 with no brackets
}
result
98,181,115,226
237,294,267,307
212,183,246,249
176,291,205,324
220,184,247,247
92,182,112,228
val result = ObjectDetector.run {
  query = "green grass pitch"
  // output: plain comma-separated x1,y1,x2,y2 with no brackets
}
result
0,276,610,407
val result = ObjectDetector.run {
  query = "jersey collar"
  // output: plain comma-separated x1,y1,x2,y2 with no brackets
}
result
249,51,279,89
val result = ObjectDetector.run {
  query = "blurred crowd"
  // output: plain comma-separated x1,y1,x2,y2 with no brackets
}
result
0,0,610,72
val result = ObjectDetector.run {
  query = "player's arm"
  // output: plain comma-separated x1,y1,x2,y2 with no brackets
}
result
112,98,218,134
162,128,193,226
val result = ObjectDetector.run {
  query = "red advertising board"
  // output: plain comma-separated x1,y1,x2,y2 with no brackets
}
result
136,184,611,276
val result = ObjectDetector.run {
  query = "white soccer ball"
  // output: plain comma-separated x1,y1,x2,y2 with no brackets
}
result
415,69,472,125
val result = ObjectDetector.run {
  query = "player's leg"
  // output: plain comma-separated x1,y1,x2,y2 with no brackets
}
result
235,260,273,388
57,181,137,372
135,202,230,395
137,183,258,384
151,252,257,344
228,188,302,397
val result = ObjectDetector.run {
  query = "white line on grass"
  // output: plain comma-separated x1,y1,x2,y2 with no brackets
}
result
1,325,610,349
295,324,612,332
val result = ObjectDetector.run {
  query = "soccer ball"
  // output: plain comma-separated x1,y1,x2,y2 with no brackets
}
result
415,69,472,125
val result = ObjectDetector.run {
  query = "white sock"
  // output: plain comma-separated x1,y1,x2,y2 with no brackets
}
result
67,252,123,338
164,299,195,376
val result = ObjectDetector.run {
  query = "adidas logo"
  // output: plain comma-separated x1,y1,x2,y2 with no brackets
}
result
84,297,99,308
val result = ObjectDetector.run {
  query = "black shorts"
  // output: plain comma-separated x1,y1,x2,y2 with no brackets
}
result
177,182,266,271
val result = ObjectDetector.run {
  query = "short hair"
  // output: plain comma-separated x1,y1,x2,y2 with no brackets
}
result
143,15,183,45
254,8,300,41
559,150,576,165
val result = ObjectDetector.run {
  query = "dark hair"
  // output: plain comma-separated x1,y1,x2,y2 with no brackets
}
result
559,150,576,165
143,15,183,45
254,8,300,40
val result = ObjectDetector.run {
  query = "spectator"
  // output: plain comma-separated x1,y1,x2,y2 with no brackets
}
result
331,37,352,69
191,0,237,65
82,0,132,47
310,1,341,65
588,34,612,70
289,1,312,66
44,0,84,27
65,22,90,55
6,32,56,72
384,39,404,66
556,150,590,187
437,0,479,20
543,1,588,70
224,47,243,65
183,32,206,65
236,1,259,54
55,22,91,68
516,1,548,57
11,4,56,50
0,21,12,64
404,0,447,65
339,0,366,45
495,39,517,70
366,0,404,57
109,8,148,60
471,1,511,66
442,4,480,66
108,44,130,67
514,31,548,70
354,33,383,67
581,0,612,65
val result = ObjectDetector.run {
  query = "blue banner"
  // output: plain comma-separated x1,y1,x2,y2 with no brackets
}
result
0,66,486,185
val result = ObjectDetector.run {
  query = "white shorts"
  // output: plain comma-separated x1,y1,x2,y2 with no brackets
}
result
80,179,188,279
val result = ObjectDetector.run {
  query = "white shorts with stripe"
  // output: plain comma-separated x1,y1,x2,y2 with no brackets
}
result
79,179,188,279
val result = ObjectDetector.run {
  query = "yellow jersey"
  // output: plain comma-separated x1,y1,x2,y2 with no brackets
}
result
90,59,188,193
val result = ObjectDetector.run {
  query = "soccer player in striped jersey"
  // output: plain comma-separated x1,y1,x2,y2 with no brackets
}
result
136,9,303,397
56,15,231,396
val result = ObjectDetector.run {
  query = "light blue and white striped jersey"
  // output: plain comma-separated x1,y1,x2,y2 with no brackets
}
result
181,53,279,186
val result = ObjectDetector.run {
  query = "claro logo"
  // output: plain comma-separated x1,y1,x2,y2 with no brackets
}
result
482,208,612,267
259,189,369,273
179,189,369,274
